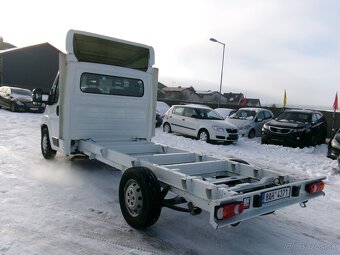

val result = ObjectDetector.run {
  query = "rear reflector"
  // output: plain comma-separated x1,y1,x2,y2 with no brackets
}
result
216,202,244,220
305,181,325,194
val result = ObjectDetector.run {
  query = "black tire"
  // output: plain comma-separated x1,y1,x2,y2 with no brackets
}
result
41,128,56,159
248,129,256,139
198,129,210,142
163,122,172,133
119,167,161,229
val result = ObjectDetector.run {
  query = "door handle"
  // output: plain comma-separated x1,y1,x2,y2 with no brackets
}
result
56,106,59,116
182,119,185,121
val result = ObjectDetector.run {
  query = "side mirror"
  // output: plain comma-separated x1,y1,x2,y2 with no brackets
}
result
32,88,43,105
32,88,49,106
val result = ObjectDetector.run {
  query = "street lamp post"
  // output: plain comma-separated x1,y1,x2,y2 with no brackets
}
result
210,38,225,108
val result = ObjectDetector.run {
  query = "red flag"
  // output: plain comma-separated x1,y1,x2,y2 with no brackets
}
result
333,92,338,111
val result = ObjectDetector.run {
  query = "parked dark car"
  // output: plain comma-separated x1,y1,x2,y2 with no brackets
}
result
327,129,340,159
0,86,45,113
261,109,327,147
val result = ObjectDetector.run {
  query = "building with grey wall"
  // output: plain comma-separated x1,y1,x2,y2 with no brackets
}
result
0,43,60,93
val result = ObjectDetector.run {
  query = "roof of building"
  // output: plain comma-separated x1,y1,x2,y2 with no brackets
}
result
162,86,195,92
0,42,61,55
196,90,217,95
223,92,244,103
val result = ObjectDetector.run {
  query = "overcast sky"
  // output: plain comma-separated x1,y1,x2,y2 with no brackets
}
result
1,0,339,108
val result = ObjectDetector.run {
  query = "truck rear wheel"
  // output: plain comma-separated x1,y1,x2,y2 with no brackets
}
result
119,167,161,229
41,128,56,159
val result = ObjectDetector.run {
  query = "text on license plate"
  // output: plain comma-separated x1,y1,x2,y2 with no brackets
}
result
261,187,291,203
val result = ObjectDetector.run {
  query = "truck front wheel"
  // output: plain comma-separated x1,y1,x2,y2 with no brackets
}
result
41,128,56,159
119,167,161,229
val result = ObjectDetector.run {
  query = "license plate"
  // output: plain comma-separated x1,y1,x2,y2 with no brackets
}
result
261,187,291,203
30,108,39,111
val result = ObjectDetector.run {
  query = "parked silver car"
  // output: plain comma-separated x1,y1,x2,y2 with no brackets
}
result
162,104,238,143
227,108,273,138
214,108,237,119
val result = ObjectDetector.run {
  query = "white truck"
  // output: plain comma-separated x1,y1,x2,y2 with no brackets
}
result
33,30,325,230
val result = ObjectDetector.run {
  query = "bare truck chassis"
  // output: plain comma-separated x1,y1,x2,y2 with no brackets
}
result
34,30,325,230
78,139,325,229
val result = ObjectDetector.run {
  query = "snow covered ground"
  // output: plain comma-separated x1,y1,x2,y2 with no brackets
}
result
0,109,339,255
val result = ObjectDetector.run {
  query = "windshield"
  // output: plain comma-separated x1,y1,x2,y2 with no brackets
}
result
230,110,256,120
11,88,32,97
276,111,312,124
191,108,223,120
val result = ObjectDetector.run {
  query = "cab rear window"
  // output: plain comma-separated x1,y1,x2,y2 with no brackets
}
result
80,72,144,97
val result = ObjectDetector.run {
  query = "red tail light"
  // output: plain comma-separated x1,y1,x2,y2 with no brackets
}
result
306,181,325,194
216,202,244,220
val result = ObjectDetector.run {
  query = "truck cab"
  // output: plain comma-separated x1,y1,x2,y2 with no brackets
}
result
34,30,157,158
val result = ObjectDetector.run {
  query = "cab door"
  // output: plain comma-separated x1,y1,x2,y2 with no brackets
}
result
44,75,60,150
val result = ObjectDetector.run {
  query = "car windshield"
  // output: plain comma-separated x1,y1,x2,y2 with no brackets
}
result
276,111,312,124
11,88,32,97
192,108,223,120
230,110,256,120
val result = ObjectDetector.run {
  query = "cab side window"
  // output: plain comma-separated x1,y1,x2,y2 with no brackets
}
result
49,77,59,105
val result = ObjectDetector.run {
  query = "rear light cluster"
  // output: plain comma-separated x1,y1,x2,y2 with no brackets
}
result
216,202,244,220
306,181,325,194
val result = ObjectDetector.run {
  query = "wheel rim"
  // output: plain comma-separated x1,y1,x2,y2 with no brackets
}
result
163,124,170,133
124,180,143,217
199,131,208,141
42,134,49,153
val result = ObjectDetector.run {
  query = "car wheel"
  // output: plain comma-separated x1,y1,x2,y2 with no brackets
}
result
198,129,210,142
163,123,172,133
248,129,256,139
41,128,57,159
119,167,161,229
10,102,17,112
